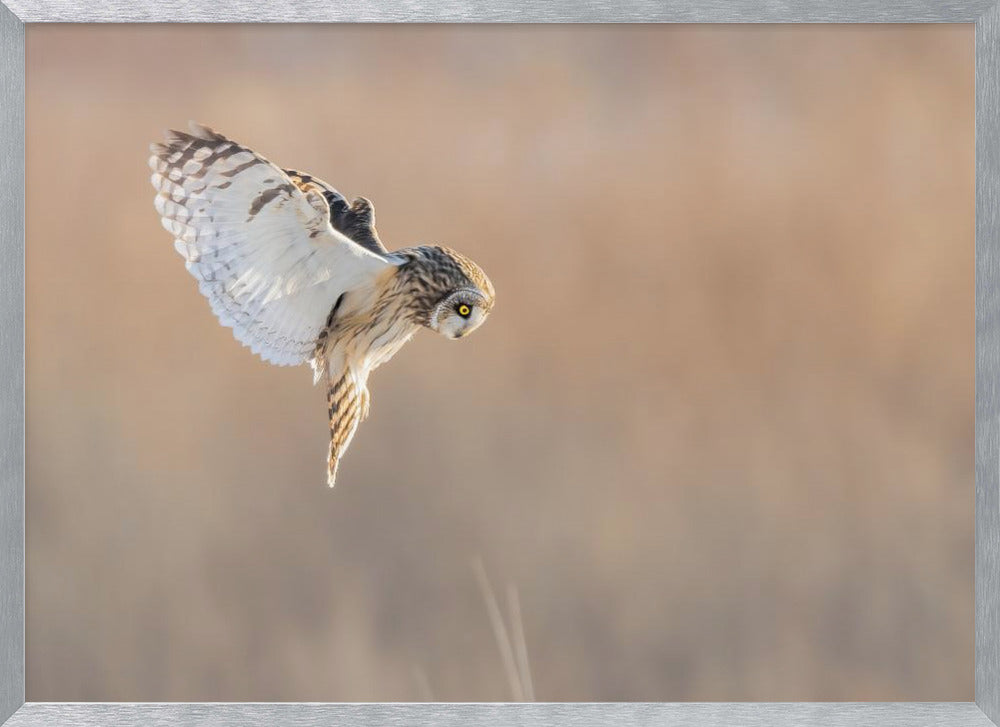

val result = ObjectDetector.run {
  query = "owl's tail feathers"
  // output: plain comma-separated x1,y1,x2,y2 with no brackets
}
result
325,371,367,489
327,452,341,489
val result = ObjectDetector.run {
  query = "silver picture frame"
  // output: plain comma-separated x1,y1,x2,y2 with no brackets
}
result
2,2,998,725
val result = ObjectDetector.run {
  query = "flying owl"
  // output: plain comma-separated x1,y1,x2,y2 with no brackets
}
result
149,122,495,487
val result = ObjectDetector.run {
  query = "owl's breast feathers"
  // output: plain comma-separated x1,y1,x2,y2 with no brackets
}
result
315,267,420,487
313,245,491,374
311,264,414,378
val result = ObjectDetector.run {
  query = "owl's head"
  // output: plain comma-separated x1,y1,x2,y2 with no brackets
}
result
421,246,495,340
431,287,492,339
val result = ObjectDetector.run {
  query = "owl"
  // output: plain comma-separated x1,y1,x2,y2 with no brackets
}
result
149,122,495,487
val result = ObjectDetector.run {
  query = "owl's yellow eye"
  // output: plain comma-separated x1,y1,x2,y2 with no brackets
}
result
457,304,472,318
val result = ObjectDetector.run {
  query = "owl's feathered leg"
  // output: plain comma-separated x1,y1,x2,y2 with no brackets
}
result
312,294,345,385
311,356,326,386
325,370,367,488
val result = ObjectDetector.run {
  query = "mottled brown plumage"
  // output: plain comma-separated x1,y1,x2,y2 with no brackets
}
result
150,122,495,487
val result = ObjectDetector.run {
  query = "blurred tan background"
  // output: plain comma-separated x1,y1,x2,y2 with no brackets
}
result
25,24,974,702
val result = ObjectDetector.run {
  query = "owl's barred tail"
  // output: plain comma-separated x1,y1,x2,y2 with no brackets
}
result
327,454,340,489
326,371,367,488
327,376,349,488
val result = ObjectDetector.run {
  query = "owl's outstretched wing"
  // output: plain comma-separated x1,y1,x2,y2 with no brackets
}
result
149,122,391,366
283,169,388,256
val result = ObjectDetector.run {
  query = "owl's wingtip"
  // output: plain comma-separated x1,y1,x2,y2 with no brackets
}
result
187,120,225,141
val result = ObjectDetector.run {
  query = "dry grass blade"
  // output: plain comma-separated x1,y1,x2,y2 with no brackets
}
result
506,583,534,701
473,558,524,702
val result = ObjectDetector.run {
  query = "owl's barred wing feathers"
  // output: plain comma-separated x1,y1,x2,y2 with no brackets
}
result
283,169,388,256
149,122,391,366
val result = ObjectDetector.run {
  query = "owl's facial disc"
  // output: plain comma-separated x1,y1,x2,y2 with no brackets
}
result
431,289,490,340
